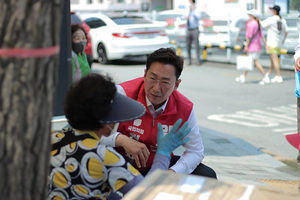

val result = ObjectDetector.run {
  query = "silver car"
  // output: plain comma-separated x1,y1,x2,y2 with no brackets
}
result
153,9,210,47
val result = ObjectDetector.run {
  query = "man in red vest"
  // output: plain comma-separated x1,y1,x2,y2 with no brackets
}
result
102,48,216,178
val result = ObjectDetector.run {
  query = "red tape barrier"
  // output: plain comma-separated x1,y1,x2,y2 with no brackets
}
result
0,45,60,58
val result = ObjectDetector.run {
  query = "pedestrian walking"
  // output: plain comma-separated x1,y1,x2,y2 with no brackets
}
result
260,5,288,83
183,0,202,66
235,9,270,85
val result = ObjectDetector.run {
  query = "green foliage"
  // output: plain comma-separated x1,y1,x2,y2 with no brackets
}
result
291,0,300,11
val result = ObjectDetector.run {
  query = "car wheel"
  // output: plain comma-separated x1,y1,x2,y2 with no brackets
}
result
97,44,109,64
86,55,93,68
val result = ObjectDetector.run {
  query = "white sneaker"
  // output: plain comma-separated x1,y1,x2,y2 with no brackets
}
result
263,75,270,84
271,76,283,83
235,75,245,83
259,75,270,85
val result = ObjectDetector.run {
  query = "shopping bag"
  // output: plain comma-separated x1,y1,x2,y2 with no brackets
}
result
295,71,300,98
236,55,254,71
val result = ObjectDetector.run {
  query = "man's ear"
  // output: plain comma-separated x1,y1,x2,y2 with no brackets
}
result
144,69,147,78
174,79,181,91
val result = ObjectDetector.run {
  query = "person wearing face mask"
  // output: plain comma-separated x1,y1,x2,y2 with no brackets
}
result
48,74,191,199
71,24,91,82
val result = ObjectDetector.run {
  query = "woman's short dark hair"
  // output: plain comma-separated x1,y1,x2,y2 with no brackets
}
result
146,47,184,80
64,73,116,131
71,24,87,39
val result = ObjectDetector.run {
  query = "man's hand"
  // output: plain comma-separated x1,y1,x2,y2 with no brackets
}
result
295,57,300,73
116,134,150,168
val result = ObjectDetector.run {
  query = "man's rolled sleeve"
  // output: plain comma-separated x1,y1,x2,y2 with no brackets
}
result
169,108,204,174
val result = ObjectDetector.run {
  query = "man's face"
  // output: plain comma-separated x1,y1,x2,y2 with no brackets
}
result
144,62,181,109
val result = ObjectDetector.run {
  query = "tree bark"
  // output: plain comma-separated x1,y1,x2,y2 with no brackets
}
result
0,0,63,199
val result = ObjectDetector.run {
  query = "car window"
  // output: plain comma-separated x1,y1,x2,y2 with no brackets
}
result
213,20,229,26
111,17,151,25
200,12,210,19
234,19,246,29
286,19,298,27
71,14,83,24
84,17,106,28
156,14,183,21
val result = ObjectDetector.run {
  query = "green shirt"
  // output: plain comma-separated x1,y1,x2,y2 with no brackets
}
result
72,52,91,82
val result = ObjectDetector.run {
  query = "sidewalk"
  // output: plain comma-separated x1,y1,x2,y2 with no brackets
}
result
175,126,299,194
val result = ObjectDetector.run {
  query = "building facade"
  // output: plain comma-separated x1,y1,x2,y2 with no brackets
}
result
70,0,291,18
70,0,173,12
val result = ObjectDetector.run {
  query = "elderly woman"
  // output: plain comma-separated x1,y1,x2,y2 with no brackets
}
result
48,74,190,199
71,24,91,82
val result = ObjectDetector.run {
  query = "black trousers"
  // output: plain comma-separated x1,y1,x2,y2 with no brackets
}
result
141,155,217,179
186,28,201,63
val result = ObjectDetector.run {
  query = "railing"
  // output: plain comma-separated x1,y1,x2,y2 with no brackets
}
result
170,40,295,69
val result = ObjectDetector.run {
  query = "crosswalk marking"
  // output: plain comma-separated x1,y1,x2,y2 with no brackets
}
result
207,105,297,129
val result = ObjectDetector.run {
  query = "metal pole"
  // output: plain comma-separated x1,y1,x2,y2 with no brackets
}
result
226,13,232,63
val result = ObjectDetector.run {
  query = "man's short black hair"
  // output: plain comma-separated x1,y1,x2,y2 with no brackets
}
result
64,73,116,131
146,47,184,80
192,0,196,3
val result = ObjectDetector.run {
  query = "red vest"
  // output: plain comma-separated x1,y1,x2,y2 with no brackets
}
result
117,77,193,171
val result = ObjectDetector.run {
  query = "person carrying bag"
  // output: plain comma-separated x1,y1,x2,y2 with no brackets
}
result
235,9,270,85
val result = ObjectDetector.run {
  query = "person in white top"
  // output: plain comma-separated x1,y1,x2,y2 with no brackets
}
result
260,5,288,83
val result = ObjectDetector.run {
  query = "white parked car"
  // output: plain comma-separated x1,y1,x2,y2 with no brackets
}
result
153,9,210,47
153,10,188,46
79,12,171,64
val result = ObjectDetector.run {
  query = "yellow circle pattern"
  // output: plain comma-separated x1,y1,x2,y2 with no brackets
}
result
88,157,104,179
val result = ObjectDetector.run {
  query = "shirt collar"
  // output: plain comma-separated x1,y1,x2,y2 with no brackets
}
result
145,95,169,118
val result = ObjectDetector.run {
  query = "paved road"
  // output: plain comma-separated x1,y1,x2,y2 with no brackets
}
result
91,57,297,161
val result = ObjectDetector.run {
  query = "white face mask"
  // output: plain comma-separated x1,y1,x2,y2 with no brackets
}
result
106,123,119,136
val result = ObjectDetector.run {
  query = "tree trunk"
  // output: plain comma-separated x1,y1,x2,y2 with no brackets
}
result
0,0,63,199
